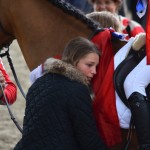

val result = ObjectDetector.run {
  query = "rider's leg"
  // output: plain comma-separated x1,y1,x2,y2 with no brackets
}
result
124,57,150,150
124,57,150,98
114,37,135,129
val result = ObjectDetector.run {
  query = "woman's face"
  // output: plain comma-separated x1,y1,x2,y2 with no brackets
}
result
76,52,99,81
93,0,118,14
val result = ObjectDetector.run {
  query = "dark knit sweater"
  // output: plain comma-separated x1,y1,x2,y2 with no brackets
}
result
14,58,108,150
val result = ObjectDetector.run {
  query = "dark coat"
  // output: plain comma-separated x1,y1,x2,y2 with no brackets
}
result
14,58,108,150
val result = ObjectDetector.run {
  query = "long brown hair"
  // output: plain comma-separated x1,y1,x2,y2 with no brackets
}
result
62,37,100,66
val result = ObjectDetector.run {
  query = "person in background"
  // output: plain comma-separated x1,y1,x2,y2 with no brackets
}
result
0,58,17,105
88,0,145,39
14,37,108,150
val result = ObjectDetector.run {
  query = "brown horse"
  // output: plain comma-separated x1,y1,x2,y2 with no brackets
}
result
0,0,98,70
0,0,138,149
0,0,126,71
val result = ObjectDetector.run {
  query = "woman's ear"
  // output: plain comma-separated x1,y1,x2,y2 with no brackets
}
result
132,33,146,51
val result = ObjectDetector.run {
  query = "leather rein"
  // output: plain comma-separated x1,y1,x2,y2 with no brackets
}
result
0,21,24,133
0,47,26,134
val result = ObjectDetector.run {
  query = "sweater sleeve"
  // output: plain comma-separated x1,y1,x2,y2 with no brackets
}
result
67,85,108,150
0,59,17,105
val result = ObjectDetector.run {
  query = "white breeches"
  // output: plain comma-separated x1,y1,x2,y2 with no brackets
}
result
124,56,150,98
114,37,134,129
114,37,150,129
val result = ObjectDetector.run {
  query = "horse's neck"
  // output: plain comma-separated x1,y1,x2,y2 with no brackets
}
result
0,0,126,70
1,0,93,70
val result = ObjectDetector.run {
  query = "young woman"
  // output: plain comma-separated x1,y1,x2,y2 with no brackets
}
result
14,37,108,150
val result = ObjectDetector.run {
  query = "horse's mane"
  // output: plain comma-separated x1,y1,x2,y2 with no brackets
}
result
48,0,99,30
0,0,106,70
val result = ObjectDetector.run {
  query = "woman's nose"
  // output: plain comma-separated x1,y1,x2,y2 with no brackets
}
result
91,67,97,75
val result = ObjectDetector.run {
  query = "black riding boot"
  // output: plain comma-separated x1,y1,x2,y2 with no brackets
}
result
128,92,150,150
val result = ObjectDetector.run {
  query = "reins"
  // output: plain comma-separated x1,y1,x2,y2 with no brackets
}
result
0,82,23,133
0,45,26,134
0,46,26,99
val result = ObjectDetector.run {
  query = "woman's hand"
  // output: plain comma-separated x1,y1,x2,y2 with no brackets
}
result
0,71,5,98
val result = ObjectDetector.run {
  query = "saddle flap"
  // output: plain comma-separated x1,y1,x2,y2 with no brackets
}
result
114,48,146,107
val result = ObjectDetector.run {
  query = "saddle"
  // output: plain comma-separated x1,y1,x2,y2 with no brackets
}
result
114,46,147,108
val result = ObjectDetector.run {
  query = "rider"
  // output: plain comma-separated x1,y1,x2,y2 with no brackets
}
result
123,33,150,150
91,30,149,150
87,7,150,149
